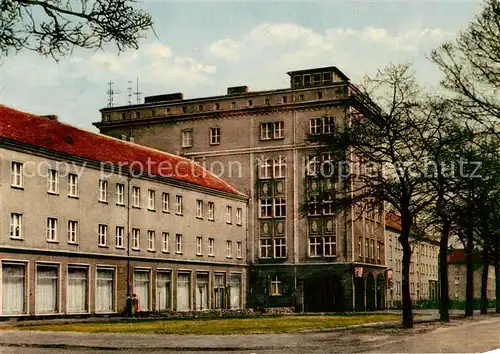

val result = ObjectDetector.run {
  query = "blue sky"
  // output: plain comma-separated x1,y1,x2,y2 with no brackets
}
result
1,0,483,131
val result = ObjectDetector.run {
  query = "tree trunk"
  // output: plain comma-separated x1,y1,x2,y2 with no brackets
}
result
464,232,474,317
439,219,451,322
495,244,500,314
400,211,413,328
480,245,489,315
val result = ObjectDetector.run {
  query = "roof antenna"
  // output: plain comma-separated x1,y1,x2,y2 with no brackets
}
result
107,80,115,108
134,77,142,104
127,80,133,106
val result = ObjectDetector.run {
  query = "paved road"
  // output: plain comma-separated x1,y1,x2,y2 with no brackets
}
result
0,315,499,353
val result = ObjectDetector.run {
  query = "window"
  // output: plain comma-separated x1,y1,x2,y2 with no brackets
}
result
9,213,22,239
208,202,215,220
182,106,187,113
313,73,321,83
236,208,243,225
317,91,323,99
274,121,284,139
248,99,253,106
371,239,375,258
196,236,203,255
308,196,320,216
196,200,203,218
162,232,169,252
68,173,78,197
230,275,241,309
132,187,140,207
226,240,232,258
162,193,169,212
198,104,203,112
46,218,58,242
181,130,193,147
260,239,272,258
260,123,273,140
306,156,320,176
273,156,286,178
176,272,191,311
214,274,225,309
147,230,155,251
358,236,363,257
2,263,27,315
175,195,183,215
226,206,232,224
270,276,281,296
176,234,182,253
323,195,334,215
210,127,221,145
208,238,215,256
133,270,150,311
36,264,59,313
299,94,305,101
365,239,369,257
47,169,58,193
132,228,140,250
68,220,78,243
309,237,322,257
116,226,124,248
236,242,243,259
98,224,107,246
95,268,114,313
67,267,88,313
281,96,287,104
265,98,270,105
195,273,209,310
274,238,286,258
116,183,124,205
259,158,273,179
377,242,382,260
274,198,286,217
157,271,171,311
215,103,220,110
309,118,323,135
324,236,336,257
323,72,332,82
11,162,23,187
99,180,108,202
304,74,311,86
148,190,155,210
259,198,272,218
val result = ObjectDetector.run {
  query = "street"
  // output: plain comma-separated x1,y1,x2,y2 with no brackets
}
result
0,316,499,353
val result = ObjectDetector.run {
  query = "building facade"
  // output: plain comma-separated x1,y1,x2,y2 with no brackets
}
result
385,212,439,307
0,105,248,318
94,66,387,312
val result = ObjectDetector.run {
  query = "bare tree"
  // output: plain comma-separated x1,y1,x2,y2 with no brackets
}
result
0,0,153,59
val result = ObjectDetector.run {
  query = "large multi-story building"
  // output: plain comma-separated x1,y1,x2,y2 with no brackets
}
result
0,105,248,317
94,66,387,312
385,212,439,307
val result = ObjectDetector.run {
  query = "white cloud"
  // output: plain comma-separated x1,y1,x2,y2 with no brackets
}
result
208,39,241,60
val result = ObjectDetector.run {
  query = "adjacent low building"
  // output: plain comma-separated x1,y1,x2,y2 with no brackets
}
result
385,212,439,307
0,105,248,318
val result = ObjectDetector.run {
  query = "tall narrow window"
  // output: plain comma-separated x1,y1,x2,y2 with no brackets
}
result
95,268,115,313
68,173,78,197
196,237,203,255
147,230,155,251
36,264,59,313
309,118,323,135
274,238,286,258
99,180,108,202
132,228,140,250
157,271,171,311
176,272,191,311
162,192,170,212
133,270,150,311
195,273,209,310
309,237,321,257
214,274,225,309
116,183,125,205
208,238,215,256
236,208,243,225
270,276,281,296
274,198,286,217
236,242,243,259
98,224,107,246
11,162,23,187
181,130,193,147
259,158,273,178
116,226,124,248
2,263,27,315
176,234,182,253
259,199,272,218
371,239,375,259
9,213,22,239
274,121,284,139
226,206,232,224
230,275,241,309
67,267,88,313
46,218,58,242
68,220,78,243
260,123,273,140
324,236,336,257
208,202,215,220
132,187,140,207
323,116,335,134
226,240,232,258
176,195,183,215
196,200,203,218
260,239,272,258
273,156,286,178
162,232,169,252
210,127,221,145
148,189,155,210
47,169,58,193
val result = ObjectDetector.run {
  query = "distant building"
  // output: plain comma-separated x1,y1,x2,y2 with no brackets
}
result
0,105,247,317
385,212,439,306
447,249,496,301
94,66,387,312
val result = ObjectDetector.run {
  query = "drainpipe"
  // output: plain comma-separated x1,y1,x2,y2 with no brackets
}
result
127,174,132,295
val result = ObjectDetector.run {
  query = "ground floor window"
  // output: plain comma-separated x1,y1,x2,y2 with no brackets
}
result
95,268,115,312
67,266,88,313
269,276,281,296
133,270,150,312
36,264,59,313
177,272,191,311
2,262,27,315
156,271,171,311
195,273,209,310
214,273,225,309
230,274,241,309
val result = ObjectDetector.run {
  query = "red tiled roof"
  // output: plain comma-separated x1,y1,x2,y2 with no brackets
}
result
0,104,245,197
385,211,402,231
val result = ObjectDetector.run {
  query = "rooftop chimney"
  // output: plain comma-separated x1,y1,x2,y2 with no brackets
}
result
227,86,249,95
41,114,58,121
